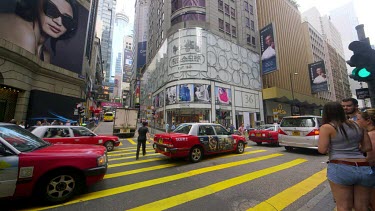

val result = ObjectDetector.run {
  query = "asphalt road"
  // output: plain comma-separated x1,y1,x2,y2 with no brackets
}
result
5,121,337,211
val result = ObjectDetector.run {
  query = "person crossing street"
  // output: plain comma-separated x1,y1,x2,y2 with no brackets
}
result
136,121,150,160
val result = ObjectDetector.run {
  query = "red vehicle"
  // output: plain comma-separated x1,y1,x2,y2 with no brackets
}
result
30,126,120,151
0,123,107,204
248,124,279,146
153,123,247,162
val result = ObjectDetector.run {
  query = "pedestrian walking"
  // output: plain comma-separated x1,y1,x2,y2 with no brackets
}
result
165,122,169,133
171,123,176,131
19,121,25,128
238,124,245,136
318,102,373,211
229,124,235,134
136,121,150,160
356,108,375,210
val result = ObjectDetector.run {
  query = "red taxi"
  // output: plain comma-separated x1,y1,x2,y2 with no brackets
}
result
154,123,247,162
0,123,107,204
30,126,120,151
248,124,279,146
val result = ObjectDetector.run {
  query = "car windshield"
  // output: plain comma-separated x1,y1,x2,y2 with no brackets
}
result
0,125,49,152
173,124,192,134
280,118,316,127
257,125,276,131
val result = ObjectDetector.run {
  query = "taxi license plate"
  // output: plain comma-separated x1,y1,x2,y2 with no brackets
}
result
292,131,300,136
256,134,261,137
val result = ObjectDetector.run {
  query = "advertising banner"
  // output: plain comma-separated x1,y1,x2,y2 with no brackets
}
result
178,84,194,103
136,41,147,70
0,0,89,75
166,86,177,105
194,84,211,103
260,23,278,75
215,87,232,105
158,91,164,108
308,61,328,93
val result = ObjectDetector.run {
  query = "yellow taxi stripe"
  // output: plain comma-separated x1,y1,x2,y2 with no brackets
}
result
128,159,307,211
107,150,155,157
247,168,327,211
108,153,160,162
25,153,284,211
126,138,136,145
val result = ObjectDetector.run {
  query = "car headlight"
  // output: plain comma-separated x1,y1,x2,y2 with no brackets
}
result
97,154,107,166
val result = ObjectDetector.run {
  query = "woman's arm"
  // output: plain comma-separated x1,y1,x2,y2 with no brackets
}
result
361,129,373,153
366,132,375,165
318,124,332,154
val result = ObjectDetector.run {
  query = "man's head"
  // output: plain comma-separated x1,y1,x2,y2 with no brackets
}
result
341,98,359,116
265,35,273,46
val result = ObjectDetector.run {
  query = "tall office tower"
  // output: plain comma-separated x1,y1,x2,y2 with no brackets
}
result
302,8,351,102
111,12,130,78
97,0,117,82
257,0,326,123
329,1,365,103
135,0,263,128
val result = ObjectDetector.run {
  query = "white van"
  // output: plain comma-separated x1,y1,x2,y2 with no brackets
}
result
278,115,322,151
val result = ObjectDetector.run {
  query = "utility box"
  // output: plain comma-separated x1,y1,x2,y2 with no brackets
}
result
113,108,138,138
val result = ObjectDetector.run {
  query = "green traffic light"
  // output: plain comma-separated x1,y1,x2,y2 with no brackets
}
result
353,67,371,78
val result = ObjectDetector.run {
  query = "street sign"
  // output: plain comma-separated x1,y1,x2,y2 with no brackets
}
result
356,88,370,99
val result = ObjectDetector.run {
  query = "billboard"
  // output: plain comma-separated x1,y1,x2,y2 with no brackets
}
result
308,61,328,93
194,84,211,103
260,23,278,74
158,91,164,107
0,0,89,75
136,41,147,70
215,87,232,105
166,86,177,105
178,84,194,103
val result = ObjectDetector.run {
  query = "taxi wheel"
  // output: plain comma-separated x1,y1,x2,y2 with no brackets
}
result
189,146,203,163
104,141,115,151
37,170,84,204
236,141,245,154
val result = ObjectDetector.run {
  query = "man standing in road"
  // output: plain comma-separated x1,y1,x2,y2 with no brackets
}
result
341,98,359,121
136,121,150,160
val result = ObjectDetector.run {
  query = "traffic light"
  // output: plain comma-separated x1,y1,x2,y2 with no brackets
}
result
347,41,375,82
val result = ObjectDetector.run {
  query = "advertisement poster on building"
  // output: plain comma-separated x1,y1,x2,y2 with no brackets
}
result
260,23,278,75
166,86,177,105
194,84,211,103
0,0,89,75
308,61,328,93
215,87,232,105
178,84,194,103
158,91,164,107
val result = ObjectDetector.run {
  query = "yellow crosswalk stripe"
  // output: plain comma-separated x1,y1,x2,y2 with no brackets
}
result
104,163,178,179
126,138,136,145
247,168,327,211
107,150,155,157
128,159,307,211
25,153,284,211
108,153,160,162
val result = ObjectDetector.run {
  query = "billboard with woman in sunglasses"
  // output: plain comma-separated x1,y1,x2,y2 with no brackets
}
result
0,0,88,74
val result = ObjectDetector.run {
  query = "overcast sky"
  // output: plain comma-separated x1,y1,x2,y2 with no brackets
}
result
298,0,375,45
116,0,374,45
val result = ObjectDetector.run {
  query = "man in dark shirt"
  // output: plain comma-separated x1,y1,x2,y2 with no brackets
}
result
136,121,150,160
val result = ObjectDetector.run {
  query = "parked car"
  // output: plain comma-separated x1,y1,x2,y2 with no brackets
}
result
248,124,279,146
278,115,322,151
30,126,120,151
154,123,247,163
0,123,107,204
103,112,114,122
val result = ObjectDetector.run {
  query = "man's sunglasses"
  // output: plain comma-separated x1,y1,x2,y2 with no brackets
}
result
43,0,76,31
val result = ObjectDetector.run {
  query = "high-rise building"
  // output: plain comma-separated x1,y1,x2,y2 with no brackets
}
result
257,0,326,123
97,0,117,82
329,1,366,104
111,12,130,78
134,0,263,128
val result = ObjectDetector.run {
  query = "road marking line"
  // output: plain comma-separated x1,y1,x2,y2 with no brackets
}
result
108,153,160,162
108,150,156,157
247,168,327,211
105,163,178,179
92,122,102,133
128,159,307,211
25,154,284,211
127,138,136,145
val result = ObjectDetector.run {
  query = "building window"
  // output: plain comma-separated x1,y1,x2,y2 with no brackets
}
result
232,25,236,37
224,4,229,15
247,34,251,44
171,12,206,25
171,0,206,13
161,31,164,39
252,36,256,46
218,0,223,11
231,7,236,19
250,20,254,30
225,22,230,34
249,4,254,14
246,17,250,28
244,1,249,11
219,18,224,31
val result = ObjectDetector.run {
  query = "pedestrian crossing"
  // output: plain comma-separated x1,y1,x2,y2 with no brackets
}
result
19,140,331,211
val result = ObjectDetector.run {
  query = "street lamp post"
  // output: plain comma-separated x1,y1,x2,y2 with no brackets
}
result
290,72,298,116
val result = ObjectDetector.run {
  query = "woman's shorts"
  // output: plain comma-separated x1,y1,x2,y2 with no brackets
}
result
327,163,375,188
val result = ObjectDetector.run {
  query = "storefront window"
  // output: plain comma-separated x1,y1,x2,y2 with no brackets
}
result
172,0,206,13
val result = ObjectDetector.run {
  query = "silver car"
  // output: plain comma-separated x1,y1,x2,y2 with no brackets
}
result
278,115,322,151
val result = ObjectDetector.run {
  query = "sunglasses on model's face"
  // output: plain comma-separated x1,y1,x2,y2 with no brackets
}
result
43,0,76,31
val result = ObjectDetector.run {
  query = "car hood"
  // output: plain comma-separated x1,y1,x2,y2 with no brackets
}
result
32,144,106,155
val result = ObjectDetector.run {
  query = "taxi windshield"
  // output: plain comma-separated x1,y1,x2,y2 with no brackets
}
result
0,125,49,152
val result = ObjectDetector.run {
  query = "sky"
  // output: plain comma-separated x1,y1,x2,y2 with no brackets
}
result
298,0,375,45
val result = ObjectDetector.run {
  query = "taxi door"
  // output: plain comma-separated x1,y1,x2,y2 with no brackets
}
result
197,125,218,153
213,125,234,151
0,141,19,198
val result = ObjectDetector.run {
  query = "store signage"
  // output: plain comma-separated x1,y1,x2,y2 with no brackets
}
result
272,104,286,114
356,88,370,99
